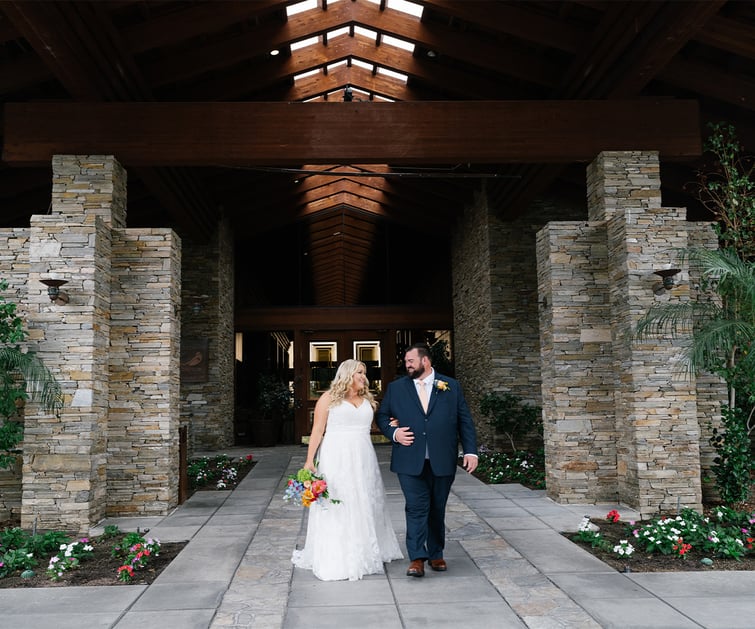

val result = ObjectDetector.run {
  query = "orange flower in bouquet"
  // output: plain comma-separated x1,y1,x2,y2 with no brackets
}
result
284,467,341,507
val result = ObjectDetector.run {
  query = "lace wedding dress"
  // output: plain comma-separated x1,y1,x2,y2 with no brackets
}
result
291,399,403,581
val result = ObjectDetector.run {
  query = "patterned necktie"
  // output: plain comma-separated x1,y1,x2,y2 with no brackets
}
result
417,380,429,412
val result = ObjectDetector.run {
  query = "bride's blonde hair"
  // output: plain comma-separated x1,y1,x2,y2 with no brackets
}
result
328,359,377,411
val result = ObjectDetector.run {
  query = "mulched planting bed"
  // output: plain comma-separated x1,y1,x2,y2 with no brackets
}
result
566,501,755,573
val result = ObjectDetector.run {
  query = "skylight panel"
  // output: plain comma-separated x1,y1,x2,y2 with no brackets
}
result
364,0,423,18
291,35,320,52
383,34,414,53
327,26,350,40
326,60,348,72
293,68,321,82
287,0,318,17
354,26,378,41
388,0,423,18
352,59,373,71
377,67,408,83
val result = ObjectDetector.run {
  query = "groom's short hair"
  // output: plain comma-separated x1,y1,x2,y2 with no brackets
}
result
409,343,431,362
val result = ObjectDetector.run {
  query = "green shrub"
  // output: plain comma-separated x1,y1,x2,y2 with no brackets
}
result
709,406,753,504
472,446,545,489
479,391,542,452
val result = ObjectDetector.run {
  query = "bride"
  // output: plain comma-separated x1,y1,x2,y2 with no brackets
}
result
291,359,403,581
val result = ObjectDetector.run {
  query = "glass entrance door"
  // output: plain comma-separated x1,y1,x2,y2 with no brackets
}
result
294,330,393,443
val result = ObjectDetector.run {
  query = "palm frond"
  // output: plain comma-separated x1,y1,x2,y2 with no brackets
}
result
634,301,720,341
0,346,63,416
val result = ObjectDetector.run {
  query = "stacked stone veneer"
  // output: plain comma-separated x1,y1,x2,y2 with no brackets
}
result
108,229,181,515
537,151,722,517
180,219,234,453
0,155,182,532
452,184,584,448
0,230,31,521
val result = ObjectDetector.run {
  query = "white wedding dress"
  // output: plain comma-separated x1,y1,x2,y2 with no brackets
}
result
291,399,403,581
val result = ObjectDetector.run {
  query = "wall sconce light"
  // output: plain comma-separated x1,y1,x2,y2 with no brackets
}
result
39,277,69,305
653,268,681,290
189,294,209,315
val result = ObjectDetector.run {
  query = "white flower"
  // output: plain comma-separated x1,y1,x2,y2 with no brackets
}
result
613,541,634,556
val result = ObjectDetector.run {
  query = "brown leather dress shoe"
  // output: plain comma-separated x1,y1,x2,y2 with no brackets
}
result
406,559,425,577
428,558,447,572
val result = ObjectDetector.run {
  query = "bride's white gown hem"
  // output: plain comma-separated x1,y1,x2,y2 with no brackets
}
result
291,399,403,581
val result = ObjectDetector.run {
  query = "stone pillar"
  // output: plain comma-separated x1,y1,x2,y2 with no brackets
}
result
453,185,584,448
108,229,181,515
452,190,494,444
23,155,124,533
589,151,702,517
537,221,617,502
180,218,235,452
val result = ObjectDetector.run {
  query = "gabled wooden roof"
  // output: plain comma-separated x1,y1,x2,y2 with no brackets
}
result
0,0,753,307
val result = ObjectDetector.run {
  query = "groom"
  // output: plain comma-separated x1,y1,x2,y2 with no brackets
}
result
376,343,478,577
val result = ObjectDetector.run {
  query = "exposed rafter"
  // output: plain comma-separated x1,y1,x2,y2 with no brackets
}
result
0,0,752,307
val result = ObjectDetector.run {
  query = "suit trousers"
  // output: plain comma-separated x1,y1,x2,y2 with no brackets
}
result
398,460,454,561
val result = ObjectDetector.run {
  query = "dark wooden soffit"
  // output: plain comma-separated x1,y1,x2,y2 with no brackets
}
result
3,100,701,166
235,305,453,331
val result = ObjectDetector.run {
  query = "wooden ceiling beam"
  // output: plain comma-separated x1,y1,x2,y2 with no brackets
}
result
693,14,755,60
235,305,453,330
657,58,755,111
158,29,509,101
4,100,702,166
0,0,218,240
416,0,587,53
122,0,292,55
143,1,360,86
606,0,727,98
143,1,555,91
496,0,724,219
285,63,415,101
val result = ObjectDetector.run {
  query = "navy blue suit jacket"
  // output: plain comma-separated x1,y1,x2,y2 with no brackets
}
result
376,373,477,476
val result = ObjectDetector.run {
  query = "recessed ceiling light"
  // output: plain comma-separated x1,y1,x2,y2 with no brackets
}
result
426,50,437,58
270,49,280,56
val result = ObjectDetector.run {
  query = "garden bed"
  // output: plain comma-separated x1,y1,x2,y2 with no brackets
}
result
0,452,255,588
566,502,755,572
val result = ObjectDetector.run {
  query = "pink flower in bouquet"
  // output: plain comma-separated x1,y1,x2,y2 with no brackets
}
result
284,468,341,507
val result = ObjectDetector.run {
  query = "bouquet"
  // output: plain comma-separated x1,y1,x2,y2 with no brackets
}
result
283,467,340,507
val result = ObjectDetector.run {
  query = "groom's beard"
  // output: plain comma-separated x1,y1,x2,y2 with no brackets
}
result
408,364,426,380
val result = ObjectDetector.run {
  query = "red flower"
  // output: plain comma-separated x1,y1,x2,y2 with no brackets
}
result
672,538,692,557
606,510,621,523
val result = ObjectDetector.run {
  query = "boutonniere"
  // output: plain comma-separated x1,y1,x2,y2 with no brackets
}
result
434,380,449,392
